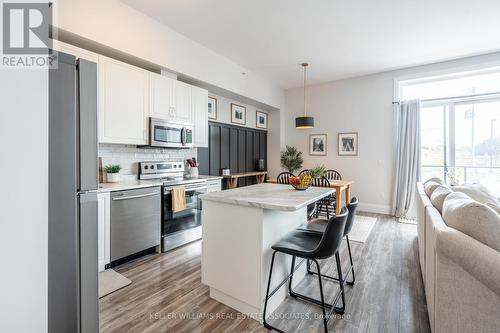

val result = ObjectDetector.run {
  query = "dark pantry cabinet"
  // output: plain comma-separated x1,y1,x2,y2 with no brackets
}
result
198,122,267,188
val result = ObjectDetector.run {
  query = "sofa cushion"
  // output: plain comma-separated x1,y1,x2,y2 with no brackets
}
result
452,183,499,205
424,181,441,197
487,202,500,215
430,185,453,213
442,192,500,252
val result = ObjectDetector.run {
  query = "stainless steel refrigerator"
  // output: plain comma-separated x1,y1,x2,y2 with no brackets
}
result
48,52,99,333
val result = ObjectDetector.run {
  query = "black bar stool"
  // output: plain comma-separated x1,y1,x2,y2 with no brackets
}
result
263,208,348,333
298,197,359,286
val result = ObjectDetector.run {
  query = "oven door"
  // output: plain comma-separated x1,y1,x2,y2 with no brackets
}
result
162,185,206,235
150,118,184,148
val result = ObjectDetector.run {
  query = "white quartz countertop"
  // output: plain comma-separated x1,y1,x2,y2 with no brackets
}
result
98,175,223,192
199,183,334,211
98,179,163,192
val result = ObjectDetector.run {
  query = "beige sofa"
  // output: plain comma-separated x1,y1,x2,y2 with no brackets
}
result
416,181,500,333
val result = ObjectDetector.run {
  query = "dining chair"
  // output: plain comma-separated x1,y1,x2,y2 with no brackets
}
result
276,172,294,184
297,170,315,219
325,169,342,181
311,176,335,219
298,169,310,177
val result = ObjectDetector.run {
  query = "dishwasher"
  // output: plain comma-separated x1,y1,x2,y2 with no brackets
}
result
110,186,161,262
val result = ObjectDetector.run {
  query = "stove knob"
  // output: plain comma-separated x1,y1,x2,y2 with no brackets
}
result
151,165,155,169
144,165,149,170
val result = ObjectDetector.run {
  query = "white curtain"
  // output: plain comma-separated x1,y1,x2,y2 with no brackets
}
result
392,100,421,218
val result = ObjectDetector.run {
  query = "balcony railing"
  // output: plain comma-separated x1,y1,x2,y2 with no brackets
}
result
422,165,500,195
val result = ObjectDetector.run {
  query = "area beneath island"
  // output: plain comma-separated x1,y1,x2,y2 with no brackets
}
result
200,183,334,321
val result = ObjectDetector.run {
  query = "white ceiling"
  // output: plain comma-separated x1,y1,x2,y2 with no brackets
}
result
122,0,500,89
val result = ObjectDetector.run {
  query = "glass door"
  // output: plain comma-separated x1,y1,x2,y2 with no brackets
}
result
453,100,500,191
420,105,449,181
421,100,500,193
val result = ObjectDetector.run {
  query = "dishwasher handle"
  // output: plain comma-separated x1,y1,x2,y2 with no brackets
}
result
112,192,160,201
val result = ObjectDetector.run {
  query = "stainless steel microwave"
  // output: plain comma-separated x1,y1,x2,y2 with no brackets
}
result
149,118,193,148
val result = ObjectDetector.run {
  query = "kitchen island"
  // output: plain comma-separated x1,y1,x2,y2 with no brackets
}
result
200,183,334,320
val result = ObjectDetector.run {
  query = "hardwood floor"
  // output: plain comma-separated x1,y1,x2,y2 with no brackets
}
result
100,214,430,333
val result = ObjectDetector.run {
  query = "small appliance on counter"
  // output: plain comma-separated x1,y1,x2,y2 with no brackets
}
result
257,159,266,171
185,157,199,178
139,161,207,252
221,168,231,176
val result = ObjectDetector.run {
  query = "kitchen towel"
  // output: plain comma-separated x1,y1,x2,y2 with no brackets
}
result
172,186,187,213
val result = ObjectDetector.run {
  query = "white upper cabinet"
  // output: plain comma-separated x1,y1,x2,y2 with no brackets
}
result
54,42,209,147
149,74,193,124
192,85,209,147
173,80,193,124
98,56,149,144
149,72,175,120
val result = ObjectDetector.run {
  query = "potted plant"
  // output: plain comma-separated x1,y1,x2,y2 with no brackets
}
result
104,164,122,183
309,165,326,178
280,146,303,174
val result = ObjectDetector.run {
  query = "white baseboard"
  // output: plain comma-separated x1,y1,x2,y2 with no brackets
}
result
357,202,392,215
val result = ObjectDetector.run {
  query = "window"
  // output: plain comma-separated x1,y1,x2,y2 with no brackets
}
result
399,68,500,195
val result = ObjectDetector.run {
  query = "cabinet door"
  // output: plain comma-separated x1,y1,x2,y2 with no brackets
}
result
173,80,193,123
97,192,110,272
98,56,149,144
192,86,208,147
149,72,175,120
206,179,222,192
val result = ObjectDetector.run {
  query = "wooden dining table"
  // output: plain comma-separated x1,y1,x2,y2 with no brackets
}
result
267,179,354,214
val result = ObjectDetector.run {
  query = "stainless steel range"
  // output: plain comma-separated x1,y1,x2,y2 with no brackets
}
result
139,161,207,252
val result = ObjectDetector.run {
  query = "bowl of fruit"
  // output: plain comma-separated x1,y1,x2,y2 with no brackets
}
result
289,173,312,190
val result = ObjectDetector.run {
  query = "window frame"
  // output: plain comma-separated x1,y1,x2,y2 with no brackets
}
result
396,67,500,184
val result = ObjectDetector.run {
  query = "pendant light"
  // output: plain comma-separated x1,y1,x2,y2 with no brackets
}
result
295,63,314,129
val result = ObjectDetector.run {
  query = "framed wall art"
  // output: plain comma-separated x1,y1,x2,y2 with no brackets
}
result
338,132,358,156
309,134,327,156
208,96,218,120
256,111,268,129
231,103,246,125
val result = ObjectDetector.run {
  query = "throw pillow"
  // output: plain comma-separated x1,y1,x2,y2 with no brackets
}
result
424,181,441,197
442,192,500,252
430,185,453,213
452,183,500,210
487,202,500,215
424,177,443,185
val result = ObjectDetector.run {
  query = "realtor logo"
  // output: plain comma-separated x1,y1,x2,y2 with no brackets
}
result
1,1,55,68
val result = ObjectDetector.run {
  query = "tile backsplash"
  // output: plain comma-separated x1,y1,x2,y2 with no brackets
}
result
99,144,197,180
